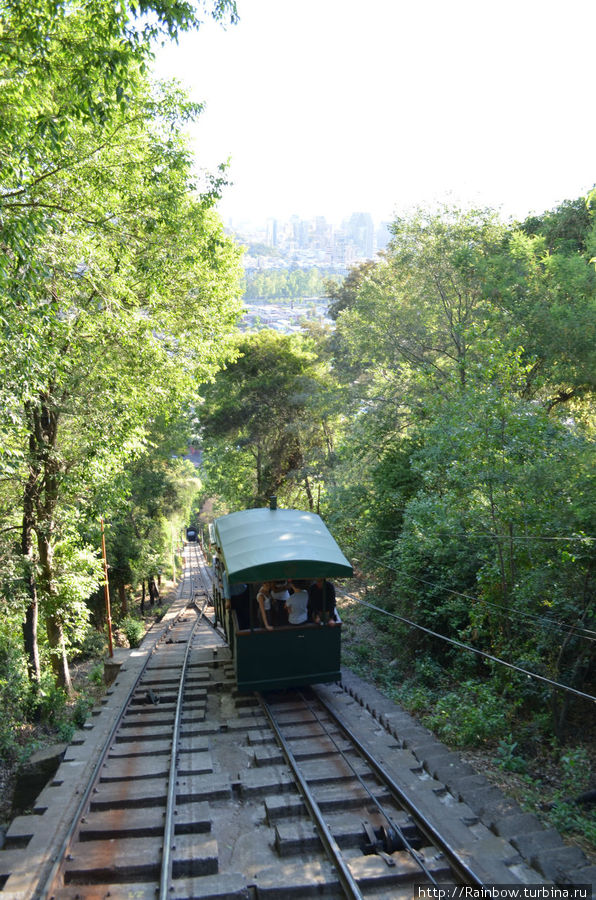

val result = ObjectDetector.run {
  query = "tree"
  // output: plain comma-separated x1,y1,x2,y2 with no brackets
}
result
324,203,595,735
200,330,335,510
0,0,242,692
503,206,596,411
101,438,201,622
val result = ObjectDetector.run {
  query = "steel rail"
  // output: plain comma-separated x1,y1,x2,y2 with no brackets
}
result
258,694,365,900
297,688,441,885
314,686,487,887
36,550,196,899
159,595,209,899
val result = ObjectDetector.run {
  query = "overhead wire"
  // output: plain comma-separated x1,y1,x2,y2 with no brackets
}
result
338,590,596,705
437,532,596,543
351,550,596,643
371,528,596,542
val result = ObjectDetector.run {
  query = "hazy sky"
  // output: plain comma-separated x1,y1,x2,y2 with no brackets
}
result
155,0,596,227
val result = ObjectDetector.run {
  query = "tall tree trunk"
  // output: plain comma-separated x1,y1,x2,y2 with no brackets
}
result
33,392,72,693
22,415,41,683
22,593,40,685
45,613,73,695
118,582,128,617
38,529,73,694
303,473,314,511
149,576,159,606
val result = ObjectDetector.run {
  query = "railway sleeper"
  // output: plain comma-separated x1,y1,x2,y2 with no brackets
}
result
348,846,455,888
63,834,219,885
64,835,163,884
79,806,171,841
267,721,342,741
169,871,252,899
118,713,177,728
252,737,353,767
108,737,174,757
249,858,345,898
237,767,297,799
273,813,419,858
314,784,396,813
99,748,213,781
57,873,251,900
170,834,219,877
264,794,310,822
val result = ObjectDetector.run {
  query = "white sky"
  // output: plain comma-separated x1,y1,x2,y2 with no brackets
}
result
154,0,596,228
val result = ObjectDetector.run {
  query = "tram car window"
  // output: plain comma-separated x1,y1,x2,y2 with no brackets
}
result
210,506,352,692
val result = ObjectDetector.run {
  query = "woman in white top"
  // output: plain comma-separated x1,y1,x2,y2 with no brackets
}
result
270,579,290,626
256,582,274,631
285,580,309,625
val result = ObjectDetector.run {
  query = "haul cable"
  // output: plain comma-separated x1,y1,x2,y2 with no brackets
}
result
259,694,365,900
297,689,445,886
315,687,487,887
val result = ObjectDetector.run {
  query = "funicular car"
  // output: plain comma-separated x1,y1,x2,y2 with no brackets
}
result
210,505,353,692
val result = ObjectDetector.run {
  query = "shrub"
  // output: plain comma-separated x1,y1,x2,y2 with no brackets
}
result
494,735,528,773
120,616,145,648
423,680,510,747
73,628,108,661
89,663,104,686
72,694,94,728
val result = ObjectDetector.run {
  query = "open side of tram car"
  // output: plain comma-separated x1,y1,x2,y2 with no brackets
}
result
210,506,353,692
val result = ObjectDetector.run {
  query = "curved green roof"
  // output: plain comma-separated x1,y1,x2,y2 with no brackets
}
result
213,508,353,583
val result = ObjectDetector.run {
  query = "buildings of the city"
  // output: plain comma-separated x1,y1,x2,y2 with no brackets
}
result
227,212,391,273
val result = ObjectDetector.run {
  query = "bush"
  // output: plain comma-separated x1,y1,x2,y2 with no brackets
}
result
0,636,30,760
413,653,445,687
423,680,510,747
30,673,68,726
120,616,145,648
494,735,528,773
72,694,94,728
73,628,108,661
89,663,104,685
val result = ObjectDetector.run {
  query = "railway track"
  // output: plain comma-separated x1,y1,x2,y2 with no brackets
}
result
0,543,574,898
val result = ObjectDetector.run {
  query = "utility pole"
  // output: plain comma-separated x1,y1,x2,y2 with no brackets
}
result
100,517,113,658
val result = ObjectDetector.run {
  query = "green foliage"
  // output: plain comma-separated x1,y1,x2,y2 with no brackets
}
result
243,267,339,300
200,329,336,510
71,694,94,729
547,801,596,847
30,674,68,726
423,681,511,747
0,0,243,696
88,664,105,686
542,748,596,845
494,735,528,774
326,201,596,739
120,616,146,649
103,442,202,601
0,633,31,759
73,629,108,662
559,747,592,796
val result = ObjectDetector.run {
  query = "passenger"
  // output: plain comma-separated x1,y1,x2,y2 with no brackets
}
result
285,579,309,625
256,581,274,631
308,578,337,626
270,579,290,626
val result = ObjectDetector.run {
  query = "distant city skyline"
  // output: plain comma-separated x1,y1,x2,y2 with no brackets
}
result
154,0,596,227
230,211,389,270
